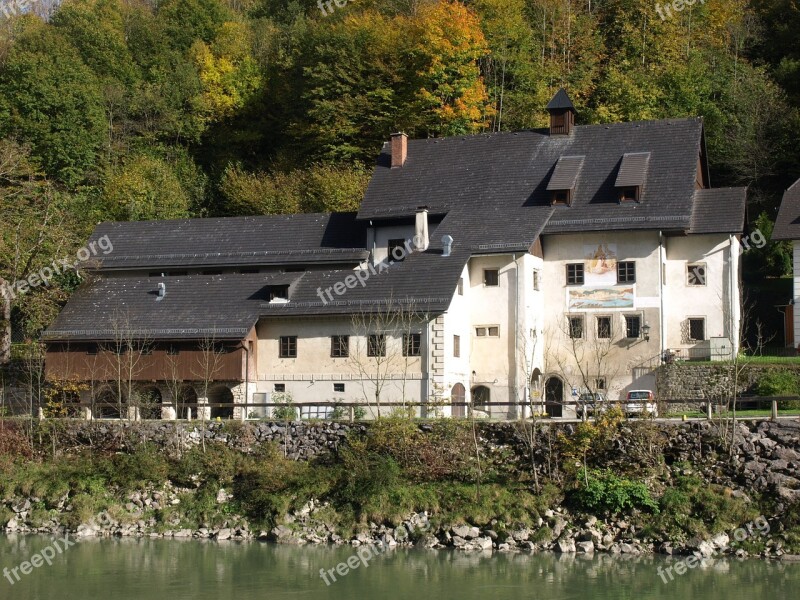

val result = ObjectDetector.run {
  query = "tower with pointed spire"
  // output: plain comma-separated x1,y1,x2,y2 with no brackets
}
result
546,88,576,135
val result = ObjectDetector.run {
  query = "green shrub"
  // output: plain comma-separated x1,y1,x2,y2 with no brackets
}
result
571,469,658,514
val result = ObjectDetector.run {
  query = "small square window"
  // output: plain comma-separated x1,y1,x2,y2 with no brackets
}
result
279,336,297,358
597,316,612,339
453,335,460,358
267,285,290,301
569,316,584,339
484,269,499,286
367,334,386,357
551,190,571,205
333,383,345,393
689,318,706,341
595,378,606,391
388,239,408,262
487,326,499,337
619,187,639,202
274,383,286,393
617,261,636,284
331,335,349,358
475,327,486,337
533,270,541,291
566,263,584,285
687,263,706,286
625,315,641,339
403,333,421,356
457,278,464,295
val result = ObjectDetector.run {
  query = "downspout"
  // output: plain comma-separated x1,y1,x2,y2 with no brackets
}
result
239,340,250,420
513,253,521,418
730,235,737,355
658,231,666,358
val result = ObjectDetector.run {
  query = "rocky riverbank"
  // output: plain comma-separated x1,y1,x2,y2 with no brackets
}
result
2,418,799,560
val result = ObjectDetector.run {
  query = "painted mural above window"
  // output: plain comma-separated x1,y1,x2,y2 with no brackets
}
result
584,243,618,286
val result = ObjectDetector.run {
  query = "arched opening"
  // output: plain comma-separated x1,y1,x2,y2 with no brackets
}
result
94,387,121,420
544,377,564,418
471,385,491,411
451,383,466,418
138,386,162,420
208,385,234,419
177,385,198,420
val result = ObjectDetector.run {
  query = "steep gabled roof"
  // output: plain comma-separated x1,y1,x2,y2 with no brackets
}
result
546,88,576,111
89,212,368,270
359,118,708,235
773,179,800,240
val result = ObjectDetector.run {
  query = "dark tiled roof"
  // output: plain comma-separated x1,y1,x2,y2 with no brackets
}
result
359,118,709,235
690,188,747,234
773,179,800,240
546,88,576,111
615,152,650,188
90,213,368,269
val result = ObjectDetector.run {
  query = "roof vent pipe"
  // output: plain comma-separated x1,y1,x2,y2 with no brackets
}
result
414,207,429,251
442,235,453,257
156,282,166,301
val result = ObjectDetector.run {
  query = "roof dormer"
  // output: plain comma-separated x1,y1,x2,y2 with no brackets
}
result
615,152,650,203
546,88,576,135
547,155,585,206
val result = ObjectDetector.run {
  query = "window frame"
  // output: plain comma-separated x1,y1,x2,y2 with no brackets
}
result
596,315,612,339
273,383,286,393
279,336,297,358
687,262,707,287
483,269,499,287
453,335,461,358
402,333,422,357
566,263,585,286
333,383,346,393
457,278,464,295
533,269,541,291
367,334,386,357
267,285,290,301
624,314,642,339
617,261,636,284
618,186,640,203
330,335,350,358
387,239,408,262
688,317,706,342
568,315,585,339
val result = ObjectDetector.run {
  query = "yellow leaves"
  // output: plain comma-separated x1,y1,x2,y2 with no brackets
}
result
190,21,261,125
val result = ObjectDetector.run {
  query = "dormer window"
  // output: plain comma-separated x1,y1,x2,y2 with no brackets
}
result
266,285,289,301
615,152,650,203
547,155,584,207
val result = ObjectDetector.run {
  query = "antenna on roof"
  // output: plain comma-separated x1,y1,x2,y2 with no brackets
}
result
156,282,166,301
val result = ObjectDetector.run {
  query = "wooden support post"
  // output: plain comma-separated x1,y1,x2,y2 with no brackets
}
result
706,402,712,420
772,399,778,421
348,405,354,423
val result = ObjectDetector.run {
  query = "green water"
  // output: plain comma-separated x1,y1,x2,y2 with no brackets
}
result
1,534,798,599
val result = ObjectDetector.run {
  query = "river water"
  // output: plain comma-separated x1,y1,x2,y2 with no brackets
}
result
1,534,798,599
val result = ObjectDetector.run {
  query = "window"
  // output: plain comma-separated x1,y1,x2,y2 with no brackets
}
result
595,378,606,391
597,316,612,339
618,187,639,202
475,327,486,337
301,406,333,420
475,327,499,337
367,334,386,357
279,336,297,358
687,263,706,286
273,383,286,393
484,269,499,286
533,270,541,291
388,239,408,262
551,190,571,205
689,318,706,341
617,261,636,284
403,333,421,356
566,263,584,285
568,316,584,339
267,285,290,301
454,335,461,358
625,315,642,339
331,335,349,358
457,278,464,295
487,326,499,337
333,383,345,393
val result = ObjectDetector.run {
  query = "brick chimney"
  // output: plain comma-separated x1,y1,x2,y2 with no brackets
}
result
391,132,408,168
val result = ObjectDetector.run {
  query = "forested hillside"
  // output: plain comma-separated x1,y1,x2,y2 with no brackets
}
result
1,0,799,342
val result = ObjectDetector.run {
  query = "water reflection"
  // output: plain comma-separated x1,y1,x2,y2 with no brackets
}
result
0,534,797,599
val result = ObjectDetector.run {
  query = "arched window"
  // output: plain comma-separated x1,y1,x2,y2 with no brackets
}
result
451,383,466,418
544,377,564,418
471,385,490,410
209,385,234,419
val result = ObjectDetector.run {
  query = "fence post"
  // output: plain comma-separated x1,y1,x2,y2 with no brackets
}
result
706,402,712,420
348,405,354,423
772,399,778,421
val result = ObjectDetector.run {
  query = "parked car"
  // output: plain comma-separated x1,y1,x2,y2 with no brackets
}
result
625,390,658,417
576,392,608,418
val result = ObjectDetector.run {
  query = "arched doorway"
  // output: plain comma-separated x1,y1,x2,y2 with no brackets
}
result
544,377,564,418
471,385,490,412
138,386,162,420
177,385,198,420
209,385,234,419
451,383,466,418
94,387,121,420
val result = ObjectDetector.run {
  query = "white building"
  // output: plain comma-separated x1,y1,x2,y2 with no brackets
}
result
44,90,746,420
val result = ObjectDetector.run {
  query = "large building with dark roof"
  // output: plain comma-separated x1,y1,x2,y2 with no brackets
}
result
772,178,800,349
44,90,746,420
